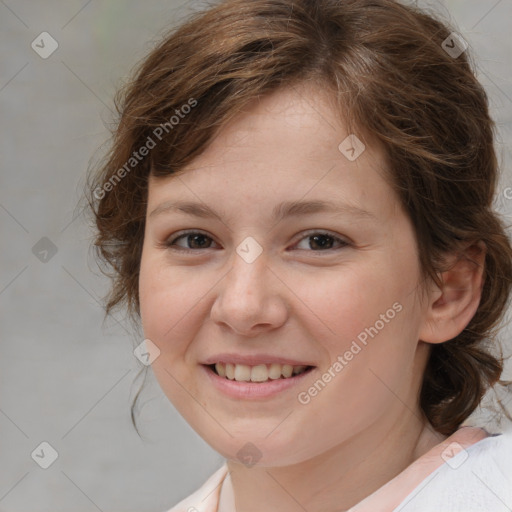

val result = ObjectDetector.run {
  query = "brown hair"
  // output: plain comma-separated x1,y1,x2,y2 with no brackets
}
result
86,0,512,436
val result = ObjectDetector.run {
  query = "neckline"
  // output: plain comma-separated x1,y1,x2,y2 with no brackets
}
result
217,426,491,512
347,425,490,511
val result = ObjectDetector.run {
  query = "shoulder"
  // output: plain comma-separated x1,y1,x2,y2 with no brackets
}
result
164,462,229,512
395,428,512,512
463,428,512,470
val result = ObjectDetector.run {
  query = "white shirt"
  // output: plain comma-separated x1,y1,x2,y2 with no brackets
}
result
165,427,512,512
393,430,512,511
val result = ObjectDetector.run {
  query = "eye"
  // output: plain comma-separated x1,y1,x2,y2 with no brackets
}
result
164,230,217,252
292,231,350,252
163,230,350,253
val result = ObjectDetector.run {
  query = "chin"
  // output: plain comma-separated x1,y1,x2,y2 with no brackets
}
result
201,431,314,468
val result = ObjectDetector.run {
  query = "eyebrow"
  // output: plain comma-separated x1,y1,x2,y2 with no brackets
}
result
149,199,377,222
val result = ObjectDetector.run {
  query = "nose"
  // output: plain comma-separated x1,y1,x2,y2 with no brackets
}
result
209,248,289,337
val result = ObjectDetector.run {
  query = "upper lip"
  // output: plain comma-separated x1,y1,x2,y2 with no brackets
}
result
202,353,316,367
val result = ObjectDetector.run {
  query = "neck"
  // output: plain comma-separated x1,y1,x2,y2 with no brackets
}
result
226,411,445,512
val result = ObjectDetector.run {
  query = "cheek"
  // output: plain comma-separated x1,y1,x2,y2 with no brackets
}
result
299,263,410,350
298,254,423,401
139,256,167,337
138,256,209,405
138,254,198,355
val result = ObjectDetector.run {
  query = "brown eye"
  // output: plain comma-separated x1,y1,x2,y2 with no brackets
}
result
165,231,217,252
294,231,350,251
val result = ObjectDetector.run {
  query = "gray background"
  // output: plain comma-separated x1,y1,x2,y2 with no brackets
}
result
1,1,511,511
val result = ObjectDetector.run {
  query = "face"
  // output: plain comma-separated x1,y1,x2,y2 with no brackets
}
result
139,84,434,466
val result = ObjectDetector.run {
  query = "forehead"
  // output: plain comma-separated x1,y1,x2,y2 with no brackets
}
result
147,84,400,223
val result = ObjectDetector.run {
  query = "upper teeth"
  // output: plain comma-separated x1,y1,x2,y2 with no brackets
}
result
215,363,308,382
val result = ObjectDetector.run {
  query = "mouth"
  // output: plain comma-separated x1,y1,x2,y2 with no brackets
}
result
206,362,315,383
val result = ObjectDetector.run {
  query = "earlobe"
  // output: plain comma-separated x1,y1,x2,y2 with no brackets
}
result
419,241,486,345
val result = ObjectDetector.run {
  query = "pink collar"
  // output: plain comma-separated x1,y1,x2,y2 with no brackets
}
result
217,426,489,512
347,426,489,511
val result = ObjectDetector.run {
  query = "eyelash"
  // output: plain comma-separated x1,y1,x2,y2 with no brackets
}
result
162,229,350,254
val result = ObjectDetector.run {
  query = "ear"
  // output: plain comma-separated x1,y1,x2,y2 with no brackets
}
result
419,241,486,344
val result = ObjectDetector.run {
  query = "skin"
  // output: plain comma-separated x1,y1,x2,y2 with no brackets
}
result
139,83,486,511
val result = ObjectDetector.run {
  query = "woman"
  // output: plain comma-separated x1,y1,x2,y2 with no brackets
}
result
87,0,512,510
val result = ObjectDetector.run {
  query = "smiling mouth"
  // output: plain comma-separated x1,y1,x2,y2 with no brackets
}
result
207,363,315,383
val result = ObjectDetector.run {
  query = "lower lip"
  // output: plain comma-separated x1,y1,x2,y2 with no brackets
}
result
201,364,315,400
